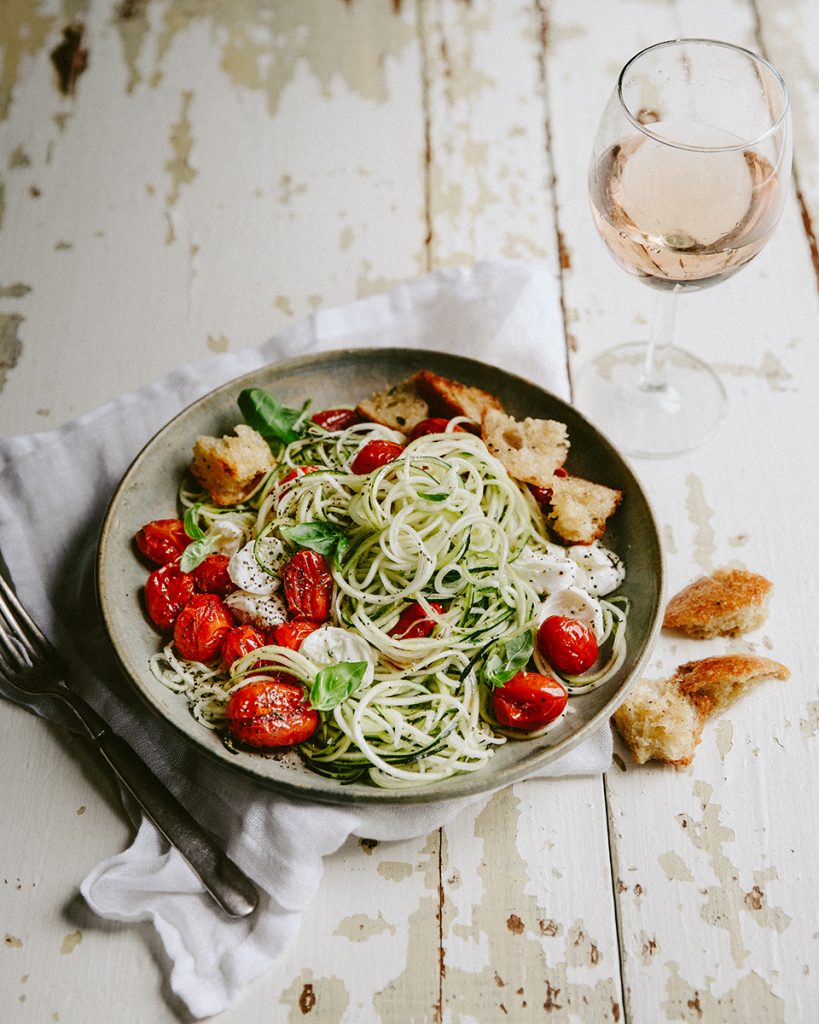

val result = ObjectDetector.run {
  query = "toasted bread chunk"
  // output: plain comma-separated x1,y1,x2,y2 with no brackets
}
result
356,379,429,433
676,654,789,716
481,408,569,487
663,568,773,638
190,424,274,507
547,474,622,545
613,675,711,766
613,654,789,766
413,370,502,425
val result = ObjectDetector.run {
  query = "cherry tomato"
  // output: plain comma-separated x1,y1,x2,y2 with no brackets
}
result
192,554,234,596
221,624,269,670
282,550,333,622
135,518,189,565
390,601,446,639
271,619,320,650
537,616,599,675
350,440,404,475
144,562,195,631
529,484,554,508
409,418,466,440
312,408,361,431
491,671,568,731
173,593,234,662
225,679,318,748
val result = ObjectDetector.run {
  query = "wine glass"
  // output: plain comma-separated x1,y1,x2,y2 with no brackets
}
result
574,39,792,458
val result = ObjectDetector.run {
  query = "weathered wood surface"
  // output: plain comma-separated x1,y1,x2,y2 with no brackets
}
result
1,2,817,1022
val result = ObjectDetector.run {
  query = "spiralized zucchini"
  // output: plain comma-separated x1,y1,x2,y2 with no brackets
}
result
150,417,628,788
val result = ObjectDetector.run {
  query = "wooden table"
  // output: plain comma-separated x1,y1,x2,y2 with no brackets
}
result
1,3,817,1021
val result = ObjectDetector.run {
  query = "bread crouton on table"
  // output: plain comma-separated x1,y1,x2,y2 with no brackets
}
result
190,424,275,506
663,568,773,638
356,379,430,433
613,654,789,766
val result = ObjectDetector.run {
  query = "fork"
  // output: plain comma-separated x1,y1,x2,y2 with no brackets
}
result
0,569,259,918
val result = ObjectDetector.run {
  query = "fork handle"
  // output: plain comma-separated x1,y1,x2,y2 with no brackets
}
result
62,695,259,918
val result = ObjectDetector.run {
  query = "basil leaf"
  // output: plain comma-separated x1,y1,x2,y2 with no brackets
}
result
281,521,349,561
310,661,368,711
179,536,218,572
480,630,534,689
419,492,449,502
183,503,206,541
238,388,310,444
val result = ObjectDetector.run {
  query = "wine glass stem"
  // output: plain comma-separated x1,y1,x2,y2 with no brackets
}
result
640,285,680,392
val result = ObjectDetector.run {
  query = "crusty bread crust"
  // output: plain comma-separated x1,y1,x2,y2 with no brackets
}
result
613,654,789,766
663,568,772,638
356,378,430,433
676,654,789,715
190,424,275,507
413,370,502,424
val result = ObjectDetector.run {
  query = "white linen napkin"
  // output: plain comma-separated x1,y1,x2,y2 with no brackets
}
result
0,260,612,1019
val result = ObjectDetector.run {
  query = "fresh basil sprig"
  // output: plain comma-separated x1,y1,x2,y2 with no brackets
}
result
419,492,449,502
480,631,534,689
179,536,219,573
183,503,206,541
238,388,310,444
310,661,368,711
281,521,349,562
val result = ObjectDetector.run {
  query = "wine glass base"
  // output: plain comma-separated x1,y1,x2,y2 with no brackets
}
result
572,343,727,459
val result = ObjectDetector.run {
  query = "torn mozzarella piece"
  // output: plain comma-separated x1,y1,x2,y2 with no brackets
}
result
568,543,625,597
225,590,288,629
228,535,284,595
300,626,376,687
514,544,577,594
537,585,605,641
206,515,250,557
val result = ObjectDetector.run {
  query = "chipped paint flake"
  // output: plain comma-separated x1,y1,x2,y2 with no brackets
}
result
377,859,414,882
0,5,57,121
0,283,31,298
206,334,228,353
114,0,151,92
59,930,82,955
4,933,23,948
280,969,349,1022
334,912,396,943
685,474,715,573
166,89,196,208
663,962,785,1023
0,312,24,390
50,23,89,97
657,851,694,884
800,700,819,738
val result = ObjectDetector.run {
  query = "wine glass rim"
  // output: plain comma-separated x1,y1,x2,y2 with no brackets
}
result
617,38,790,153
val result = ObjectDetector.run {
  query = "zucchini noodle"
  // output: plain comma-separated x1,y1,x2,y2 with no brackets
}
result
149,413,629,788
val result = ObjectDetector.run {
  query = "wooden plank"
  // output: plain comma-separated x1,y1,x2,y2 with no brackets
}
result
544,1,819,1021
421,3,624,1020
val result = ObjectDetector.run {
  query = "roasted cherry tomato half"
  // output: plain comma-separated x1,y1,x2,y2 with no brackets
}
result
409,417,466,440
173,593,234,663
221,624,269,670
529,483,554,508
390,601,446,640
191,554,234,596
350,440,404,475
537,615,599,675
135,518,189,565
225,679,318,748
491,671,568,731
311,408,361,431
144,562,195,631
282,549,333,622
271,619,320,650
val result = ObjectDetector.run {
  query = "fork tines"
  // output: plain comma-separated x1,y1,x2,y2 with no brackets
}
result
0,570,54,671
